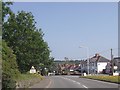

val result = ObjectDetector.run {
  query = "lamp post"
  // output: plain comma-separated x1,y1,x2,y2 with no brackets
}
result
79,46,89,75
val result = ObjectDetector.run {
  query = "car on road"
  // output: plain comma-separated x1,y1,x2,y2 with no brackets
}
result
48,72,55,76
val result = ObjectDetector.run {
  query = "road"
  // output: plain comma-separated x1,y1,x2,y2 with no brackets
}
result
30,75,119,89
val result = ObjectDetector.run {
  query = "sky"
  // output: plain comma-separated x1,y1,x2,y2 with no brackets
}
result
10,2,118,60
3,0,120,2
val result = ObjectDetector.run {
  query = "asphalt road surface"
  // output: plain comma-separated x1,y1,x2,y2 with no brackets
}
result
30,75,119,89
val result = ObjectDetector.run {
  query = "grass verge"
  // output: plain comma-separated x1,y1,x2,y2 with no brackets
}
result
16,73,43,88
17,73,43,81
80,75,120,84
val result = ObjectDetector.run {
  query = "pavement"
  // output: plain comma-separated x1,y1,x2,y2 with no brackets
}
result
30,75,119,89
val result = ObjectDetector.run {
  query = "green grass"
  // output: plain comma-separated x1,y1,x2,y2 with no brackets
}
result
80,75,120,83
16,73,44,88
16,73,43,81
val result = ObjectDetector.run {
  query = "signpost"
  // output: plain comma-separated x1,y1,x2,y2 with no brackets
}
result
30,66,36,74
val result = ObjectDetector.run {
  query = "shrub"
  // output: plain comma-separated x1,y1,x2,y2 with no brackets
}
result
2,41,20,89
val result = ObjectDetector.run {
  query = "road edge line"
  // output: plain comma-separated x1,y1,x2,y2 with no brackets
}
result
46,78,52,88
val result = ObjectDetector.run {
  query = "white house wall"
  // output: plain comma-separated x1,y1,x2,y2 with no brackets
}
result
97,62,107,73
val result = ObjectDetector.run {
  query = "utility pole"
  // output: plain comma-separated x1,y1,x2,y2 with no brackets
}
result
79,46,89,75
111,48,114,75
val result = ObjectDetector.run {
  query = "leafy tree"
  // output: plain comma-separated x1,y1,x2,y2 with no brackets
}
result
2,2,54,73
3,9,52,73
2,2,13,22
0,1,2,36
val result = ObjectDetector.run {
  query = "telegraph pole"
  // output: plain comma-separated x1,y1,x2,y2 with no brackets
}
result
79,46,89,75
111,48,114,75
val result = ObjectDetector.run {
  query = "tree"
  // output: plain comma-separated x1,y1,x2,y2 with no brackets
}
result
2,2,18,89
2,2,53,73
2,2,13,22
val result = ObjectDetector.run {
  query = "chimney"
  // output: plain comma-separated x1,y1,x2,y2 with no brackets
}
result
95,53,99,58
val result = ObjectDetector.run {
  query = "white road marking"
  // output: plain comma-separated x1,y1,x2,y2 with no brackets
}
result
82,85,88,88
60,76,88,88
46,78,52,88
76,82,81,85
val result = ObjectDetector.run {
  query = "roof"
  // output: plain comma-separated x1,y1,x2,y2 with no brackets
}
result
114,57,120,59
90,54,110,63
89,58,97,62
112,57,120,65
98,56,110,62
80,60,87,65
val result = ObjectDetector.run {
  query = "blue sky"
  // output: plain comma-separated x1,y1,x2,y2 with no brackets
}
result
3,0,119,2
10,2,118,60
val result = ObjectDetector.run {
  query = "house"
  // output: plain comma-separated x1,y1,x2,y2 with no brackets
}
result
112,57,120,76
79,60,87,73
105,62,112,74
113,57,120,71
80,53,110,74
54,60,81,75
105,57,120,75
89,53,110,74
57,63,81,75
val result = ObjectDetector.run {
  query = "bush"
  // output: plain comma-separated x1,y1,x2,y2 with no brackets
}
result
2,73,16,89
2,41,20,89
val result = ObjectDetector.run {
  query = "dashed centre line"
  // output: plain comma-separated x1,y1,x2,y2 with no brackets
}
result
82,85,88,88
61,76,88,89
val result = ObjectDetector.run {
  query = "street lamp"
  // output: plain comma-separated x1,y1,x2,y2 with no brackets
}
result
79,46,89,75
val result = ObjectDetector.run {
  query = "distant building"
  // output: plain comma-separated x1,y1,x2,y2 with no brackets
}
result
80,60,87,73
54,60,81,75
105,57,120,75
105,62,112,74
